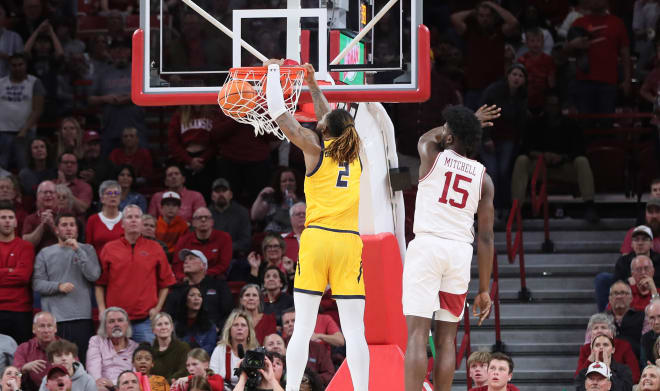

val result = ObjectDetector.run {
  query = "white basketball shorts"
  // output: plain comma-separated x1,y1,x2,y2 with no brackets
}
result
402,234,473,322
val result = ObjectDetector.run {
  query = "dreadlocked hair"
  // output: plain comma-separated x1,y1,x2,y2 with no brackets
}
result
324,109,360,164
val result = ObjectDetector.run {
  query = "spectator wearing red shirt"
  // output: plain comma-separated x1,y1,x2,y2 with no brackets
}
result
13,312,58,389
629,256,658,312
167,106,218,196
22,180,59,253
468,352,520,391
148,165,205,222
282,202,305,264
172,207,232,280
54,152,92,217
95,204,176,343
109,127,153,186
450,1,519,110
0,201,34,344
155,192,189,258
516,27,556,110
85,180,124,255
565,0,631,113
621,199,660,255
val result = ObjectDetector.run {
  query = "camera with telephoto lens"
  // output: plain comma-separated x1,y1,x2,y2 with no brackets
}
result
233,347,267,390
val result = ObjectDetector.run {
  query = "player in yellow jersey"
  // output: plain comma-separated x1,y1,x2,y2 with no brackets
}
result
266,61,369,391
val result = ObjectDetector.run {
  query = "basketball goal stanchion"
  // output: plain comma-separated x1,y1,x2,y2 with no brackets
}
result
218,66,307,140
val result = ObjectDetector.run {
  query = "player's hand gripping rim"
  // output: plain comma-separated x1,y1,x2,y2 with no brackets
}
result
475,104,501,128
472,291,492,326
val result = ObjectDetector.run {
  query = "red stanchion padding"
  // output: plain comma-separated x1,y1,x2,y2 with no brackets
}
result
326,345,433,391
361,233,407,350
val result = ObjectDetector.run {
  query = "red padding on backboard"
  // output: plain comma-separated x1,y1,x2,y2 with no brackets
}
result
326,345,433,391
361,233,407,350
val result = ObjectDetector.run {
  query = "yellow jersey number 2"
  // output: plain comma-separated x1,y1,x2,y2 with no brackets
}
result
336,162,349,188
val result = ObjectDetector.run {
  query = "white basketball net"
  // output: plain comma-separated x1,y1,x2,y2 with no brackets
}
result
218,67,306,140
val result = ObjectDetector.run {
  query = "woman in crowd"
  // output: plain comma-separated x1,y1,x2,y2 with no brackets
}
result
247,234,295,288
251,167,304,232
151,312,190,382
574,334,633,391
234,352,285,391
172,349,223,391
85,180,124,254
262,266,294,326
479,63,528,218
1,366,21,391
56,117,85,159
19,138,56,197
209,310,258,388
237,284,276,344
174,286,218,355
55,183,74,213
116,164,147,212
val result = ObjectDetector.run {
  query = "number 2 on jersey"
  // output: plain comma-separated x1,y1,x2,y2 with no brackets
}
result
438,171,471,209
336,162,349,188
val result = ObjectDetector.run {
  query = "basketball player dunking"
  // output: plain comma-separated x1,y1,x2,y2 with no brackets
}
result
403,105,500,391
265,61,369,391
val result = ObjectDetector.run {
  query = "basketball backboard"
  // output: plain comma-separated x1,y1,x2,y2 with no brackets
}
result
131,0,429,106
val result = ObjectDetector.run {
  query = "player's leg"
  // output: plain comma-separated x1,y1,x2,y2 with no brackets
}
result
336,298,370,391
287,228,328,391
286,292,322,391
404,315,432,391
432,319,459,391
329,231,369,390
402,235,442,391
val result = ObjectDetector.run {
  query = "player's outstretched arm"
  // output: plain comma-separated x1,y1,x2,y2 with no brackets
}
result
473,173,495,325
266,64,322,160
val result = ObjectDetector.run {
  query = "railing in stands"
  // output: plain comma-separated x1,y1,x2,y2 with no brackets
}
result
491,250,503,352
531,155,554,253
455,301,471,388
506,199,531,301
455,250,502,390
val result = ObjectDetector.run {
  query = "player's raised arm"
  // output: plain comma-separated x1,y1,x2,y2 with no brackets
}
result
473,173,495,325
265,63,322,158
302,63,332,121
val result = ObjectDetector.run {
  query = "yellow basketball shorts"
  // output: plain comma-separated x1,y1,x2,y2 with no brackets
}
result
294,226,365,299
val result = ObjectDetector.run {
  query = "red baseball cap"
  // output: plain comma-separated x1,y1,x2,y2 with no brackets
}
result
83,130,101,144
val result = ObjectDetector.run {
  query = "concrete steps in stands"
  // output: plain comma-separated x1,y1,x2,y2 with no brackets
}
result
447,216,632,391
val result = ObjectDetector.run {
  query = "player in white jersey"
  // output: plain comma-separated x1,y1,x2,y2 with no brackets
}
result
403,104,499,391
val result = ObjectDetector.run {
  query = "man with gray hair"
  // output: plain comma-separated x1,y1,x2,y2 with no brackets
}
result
86,307,138,391
577,312,641,382
33,211,100,363
642,299,660,370
282,202,305,263
630,256,658,311
13,312,58,389
95,204,176,343
605,280,644,357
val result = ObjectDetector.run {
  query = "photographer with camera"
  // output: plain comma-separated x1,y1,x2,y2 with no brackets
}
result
234,351,285,391
210,310,258,388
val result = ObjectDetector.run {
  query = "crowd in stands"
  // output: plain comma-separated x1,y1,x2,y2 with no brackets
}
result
1,0,660,391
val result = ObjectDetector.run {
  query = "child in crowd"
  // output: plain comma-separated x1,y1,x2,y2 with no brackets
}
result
156,191,189,257
39,340,95,391
517,27,556,113
132,343,170,391
467,351,492,388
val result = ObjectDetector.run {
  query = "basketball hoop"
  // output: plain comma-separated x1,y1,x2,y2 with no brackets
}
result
218,66,307,140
